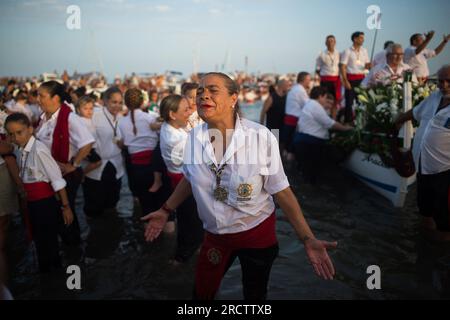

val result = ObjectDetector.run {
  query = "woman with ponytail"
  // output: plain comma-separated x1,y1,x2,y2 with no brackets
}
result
118,88,161,216
82,87,125,218
36,81,95,245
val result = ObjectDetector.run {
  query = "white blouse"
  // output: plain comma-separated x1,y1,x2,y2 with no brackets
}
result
183,116,290,235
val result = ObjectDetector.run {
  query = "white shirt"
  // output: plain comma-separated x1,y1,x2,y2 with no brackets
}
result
183,116,290,235
413,91,450,174
361,63,417,88
15,136,66,192
85,109,124,181
372,50,387,68
36,109,95,161
80,117,97,141
340,46,370,75
298,100,336,140
404,46,436,78
6,102,34,121
160,122,188,174
118,109,158,154
0,155,4,166
285,84,309,118
316,49,340,76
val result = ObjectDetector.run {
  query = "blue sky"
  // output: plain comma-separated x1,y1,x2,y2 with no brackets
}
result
0,0,449,80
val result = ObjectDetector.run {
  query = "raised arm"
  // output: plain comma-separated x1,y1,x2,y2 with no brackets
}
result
434,34,450,56
415,31,434,55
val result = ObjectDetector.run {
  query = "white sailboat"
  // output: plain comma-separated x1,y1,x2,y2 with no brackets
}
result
344,81,416,208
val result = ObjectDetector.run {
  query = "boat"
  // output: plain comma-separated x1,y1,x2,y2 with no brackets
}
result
344,81,416,208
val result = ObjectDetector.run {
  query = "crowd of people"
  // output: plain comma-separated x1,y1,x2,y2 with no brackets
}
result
0,29,449,300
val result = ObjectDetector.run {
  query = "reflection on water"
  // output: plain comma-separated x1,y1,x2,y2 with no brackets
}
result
6,102,450,300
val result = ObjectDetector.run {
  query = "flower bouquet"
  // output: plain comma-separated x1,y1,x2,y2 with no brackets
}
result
331,80,438,167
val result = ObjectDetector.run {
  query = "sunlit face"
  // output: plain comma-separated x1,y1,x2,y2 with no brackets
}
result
38,87,60,112
170,98,191,127
6,121,33,148
196,75,237,123
438,68,450,97
185,89,197,113
78,102,94,119
387,47,404,67
106,92,123,116
354,34,365,46
326,37,336,50
413,35,425,47
151,92,159,102
301,75,312,90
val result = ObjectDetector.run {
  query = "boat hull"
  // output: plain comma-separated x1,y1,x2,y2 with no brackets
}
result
344,149,416,207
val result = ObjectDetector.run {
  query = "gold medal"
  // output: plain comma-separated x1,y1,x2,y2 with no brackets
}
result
209,162,228,202
214,186,228,202
237,183,253,198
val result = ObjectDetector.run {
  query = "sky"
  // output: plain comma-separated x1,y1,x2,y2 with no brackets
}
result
0,0,449,80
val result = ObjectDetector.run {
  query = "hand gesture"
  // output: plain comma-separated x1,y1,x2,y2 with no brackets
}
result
425,31,435,40
141,209,169,242
304,238,338,280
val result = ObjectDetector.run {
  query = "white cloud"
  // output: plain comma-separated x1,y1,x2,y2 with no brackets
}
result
155,5,171,12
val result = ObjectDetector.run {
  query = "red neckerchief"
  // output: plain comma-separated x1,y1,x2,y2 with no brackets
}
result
51,103,72,163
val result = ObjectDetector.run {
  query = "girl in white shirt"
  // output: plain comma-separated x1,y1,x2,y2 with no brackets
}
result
159,95,203,265
5,113,73,272
75,96,102,177
83,87,125,218
119,88,161,216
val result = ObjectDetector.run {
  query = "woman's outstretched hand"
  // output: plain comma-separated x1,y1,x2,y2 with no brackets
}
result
304,238,338,280
141,209,169,242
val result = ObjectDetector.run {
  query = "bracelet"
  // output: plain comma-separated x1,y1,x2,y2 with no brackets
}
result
161,202,174,215
61,203,70,210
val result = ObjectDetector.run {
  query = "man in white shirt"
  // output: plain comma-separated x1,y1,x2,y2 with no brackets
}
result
404,31,450,83
316,35,341,109
395,65,450,240
362,44,417,88
340,31,372,123
282,72,310,160
372,41,394,68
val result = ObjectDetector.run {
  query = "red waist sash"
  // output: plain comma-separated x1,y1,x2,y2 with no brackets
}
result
284,115,299,126
24,182,54,202
347,73,365,81
321,75,342,102
130,150,153,165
